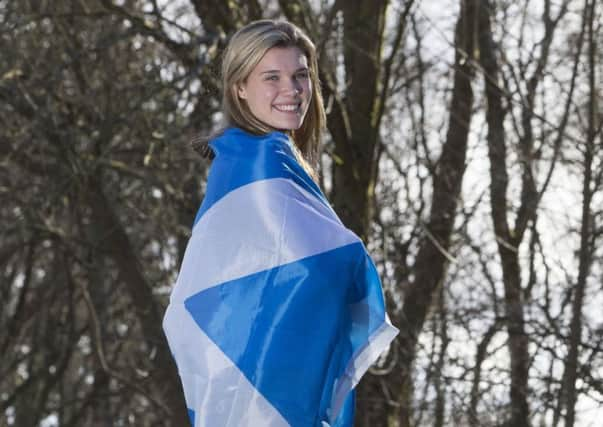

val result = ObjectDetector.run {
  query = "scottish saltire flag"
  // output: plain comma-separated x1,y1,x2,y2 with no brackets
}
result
163,127,398,427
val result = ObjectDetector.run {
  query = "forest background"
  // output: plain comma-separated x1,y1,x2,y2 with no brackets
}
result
1,0,602,426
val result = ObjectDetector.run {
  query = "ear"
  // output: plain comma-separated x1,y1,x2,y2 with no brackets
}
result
237,83,247,100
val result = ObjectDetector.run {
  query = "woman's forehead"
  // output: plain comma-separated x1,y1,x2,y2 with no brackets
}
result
254,46,309,72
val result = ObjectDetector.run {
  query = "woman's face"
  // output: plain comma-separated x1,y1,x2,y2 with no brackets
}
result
237,46,312,131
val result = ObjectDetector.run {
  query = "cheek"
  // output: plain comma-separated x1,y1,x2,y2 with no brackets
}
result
249,87,276,106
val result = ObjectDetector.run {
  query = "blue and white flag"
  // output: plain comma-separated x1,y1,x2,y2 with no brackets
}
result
163,128,398,427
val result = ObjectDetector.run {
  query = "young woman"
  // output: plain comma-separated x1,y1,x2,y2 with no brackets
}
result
163,20,398,427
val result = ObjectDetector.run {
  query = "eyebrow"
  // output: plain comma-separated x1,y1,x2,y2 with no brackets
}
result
260,67,309,74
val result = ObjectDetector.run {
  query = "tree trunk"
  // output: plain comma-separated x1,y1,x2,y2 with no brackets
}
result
398,0,479,425
332,0,388,242
469,322,500,426
562,1,597,425
85,176,189,427
434,286,449,427
478,2,530,425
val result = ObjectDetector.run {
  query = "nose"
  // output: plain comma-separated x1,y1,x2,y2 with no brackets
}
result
282,77,302,95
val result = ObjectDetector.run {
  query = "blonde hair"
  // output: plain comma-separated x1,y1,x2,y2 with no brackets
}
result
196,20,326,177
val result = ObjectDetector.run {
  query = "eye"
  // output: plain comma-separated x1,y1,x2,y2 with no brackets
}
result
265,75,279,81
296,71,309,79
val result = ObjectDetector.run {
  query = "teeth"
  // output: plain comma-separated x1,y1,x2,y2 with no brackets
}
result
274,104,299,112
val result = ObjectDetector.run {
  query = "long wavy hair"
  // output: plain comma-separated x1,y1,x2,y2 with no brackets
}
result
195,20,326,176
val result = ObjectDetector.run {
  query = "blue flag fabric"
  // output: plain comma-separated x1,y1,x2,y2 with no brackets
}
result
163,128,398,427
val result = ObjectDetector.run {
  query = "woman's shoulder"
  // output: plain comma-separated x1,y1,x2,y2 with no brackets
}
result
214,126,289,143
191,126,279,160
209,126,292,156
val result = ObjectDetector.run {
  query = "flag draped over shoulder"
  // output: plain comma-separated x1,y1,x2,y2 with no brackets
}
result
163,127,398,427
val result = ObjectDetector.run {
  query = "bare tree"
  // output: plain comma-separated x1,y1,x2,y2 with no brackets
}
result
396,1,479,425
561,1,601,425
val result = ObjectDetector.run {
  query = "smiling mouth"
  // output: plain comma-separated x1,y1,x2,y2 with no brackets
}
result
273,104,301,113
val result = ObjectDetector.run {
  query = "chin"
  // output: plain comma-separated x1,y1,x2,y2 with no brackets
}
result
283,123,303,131
276,118,306,131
